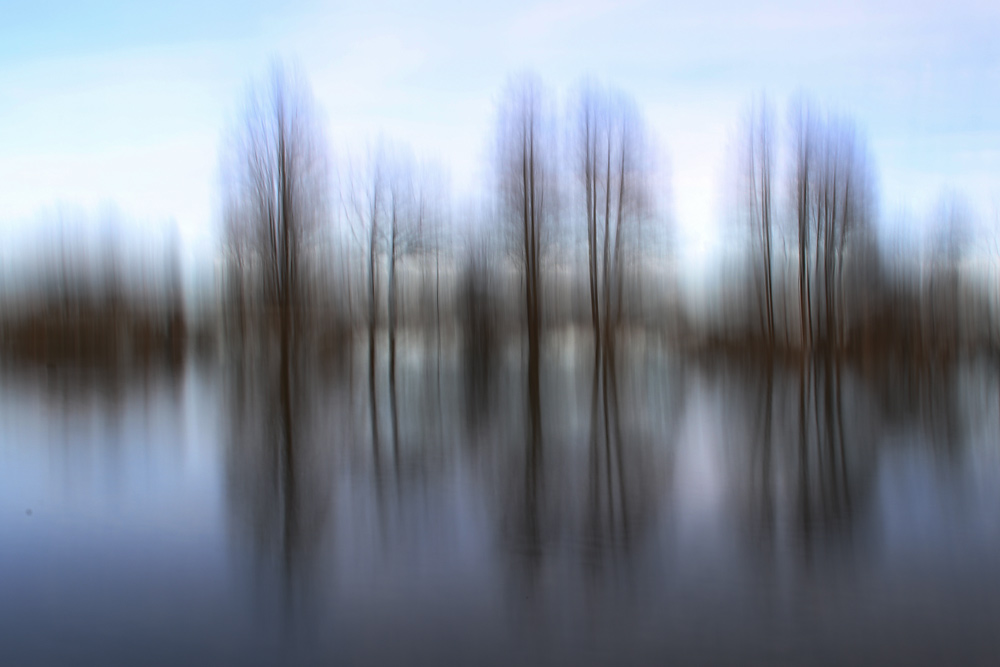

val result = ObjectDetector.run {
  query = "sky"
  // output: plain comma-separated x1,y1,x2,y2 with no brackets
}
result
2,0,999,273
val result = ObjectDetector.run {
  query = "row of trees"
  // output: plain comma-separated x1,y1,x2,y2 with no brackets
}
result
8,66,992,377
218,63,989,368
221,67,660,363
220,67,663,471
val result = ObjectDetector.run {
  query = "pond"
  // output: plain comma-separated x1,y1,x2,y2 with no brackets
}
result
2,340,1000,665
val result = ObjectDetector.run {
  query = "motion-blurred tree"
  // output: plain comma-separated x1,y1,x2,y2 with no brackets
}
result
743,96,776,347
496,75,554,429
221,64,330,582
789,99,874,350
222,63,330,357
574,83,653,357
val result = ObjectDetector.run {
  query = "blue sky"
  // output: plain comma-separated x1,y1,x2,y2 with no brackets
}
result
2,0,999,266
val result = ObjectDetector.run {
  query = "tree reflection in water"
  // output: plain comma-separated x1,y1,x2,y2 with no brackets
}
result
206,337,1000,664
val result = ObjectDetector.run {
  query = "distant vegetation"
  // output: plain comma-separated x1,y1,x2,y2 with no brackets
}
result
2,66,996,370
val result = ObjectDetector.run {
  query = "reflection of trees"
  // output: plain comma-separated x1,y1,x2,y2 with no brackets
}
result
733,354,968,563
572,88,657,565
794,358,854,552
484,344,679,594
223,358,335,614
345,144,427,478
863,358,966,458
460,235,502,442
496,75,554,459
0,358,184,474
220,61,336,611
584,349,633,568
0,351,183,421
734,358,865,558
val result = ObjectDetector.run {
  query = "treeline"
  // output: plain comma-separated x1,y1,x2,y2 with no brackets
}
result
2,66,996,366
219,65,995,364
219,67,671,372
0,215,185,365
709,97,991,360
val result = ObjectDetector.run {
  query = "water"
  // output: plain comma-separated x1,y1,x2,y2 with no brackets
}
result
2,340,1000,665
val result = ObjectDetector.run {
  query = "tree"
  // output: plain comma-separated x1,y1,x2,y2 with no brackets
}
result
573,84,653,544
789,99,874,351
383,147,440,384
344,144,387,457
496,74,554,442
221,63,330,595
577,85,604,355
222,63,330,356
790,98,815,350
743,96,776,346
574,83,653,358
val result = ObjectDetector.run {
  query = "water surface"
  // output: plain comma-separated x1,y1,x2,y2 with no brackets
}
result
2,344,1000,665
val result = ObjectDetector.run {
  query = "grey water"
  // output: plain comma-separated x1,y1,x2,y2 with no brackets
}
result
3,341,1000,666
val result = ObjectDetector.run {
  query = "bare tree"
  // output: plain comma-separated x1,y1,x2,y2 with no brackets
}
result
572,84,654,545
744,96,776,347
384,150,410,384
815,115,873,349
345,145,387,457
574,83,653,357
496,74,554,440
790,98,815,350
789,99,874,351
222,63,330,358
221,63,330,592
384,148,440,384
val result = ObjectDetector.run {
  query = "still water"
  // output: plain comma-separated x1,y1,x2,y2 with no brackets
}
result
2,340,1000,665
